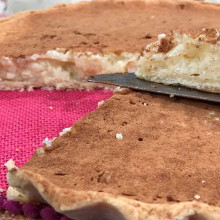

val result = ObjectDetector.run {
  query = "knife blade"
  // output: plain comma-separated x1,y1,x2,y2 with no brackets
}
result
88,73,220,103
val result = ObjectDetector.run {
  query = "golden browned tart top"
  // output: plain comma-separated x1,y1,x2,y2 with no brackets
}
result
1,0,220,57
21,90,220,206
5,90,220,219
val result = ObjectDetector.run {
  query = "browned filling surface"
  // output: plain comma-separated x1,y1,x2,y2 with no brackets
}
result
1,0,220,57
22,90,220,207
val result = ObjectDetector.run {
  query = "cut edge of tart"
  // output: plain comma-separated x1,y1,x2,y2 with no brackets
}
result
136,28,220,93
1,0,220,90
0,51,139,91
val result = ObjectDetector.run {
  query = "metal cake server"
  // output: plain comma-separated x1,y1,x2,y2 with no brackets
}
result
88,73,220,103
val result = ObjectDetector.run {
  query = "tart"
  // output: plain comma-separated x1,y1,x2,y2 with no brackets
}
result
5,90,220,220
1,0,220,90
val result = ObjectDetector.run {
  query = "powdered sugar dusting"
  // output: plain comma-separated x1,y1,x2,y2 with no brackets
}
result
116,133,123,140
158,33,166,40
59,127,71,136
194,194,201,200
42,137,53,147
4,159,18,172
98,100,105,108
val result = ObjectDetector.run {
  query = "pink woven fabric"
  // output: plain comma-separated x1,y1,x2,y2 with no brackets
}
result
0,90,112,191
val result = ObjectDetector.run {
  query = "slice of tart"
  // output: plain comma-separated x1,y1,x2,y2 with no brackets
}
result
4,90,220,220
1,0,220,90
136,28,220,93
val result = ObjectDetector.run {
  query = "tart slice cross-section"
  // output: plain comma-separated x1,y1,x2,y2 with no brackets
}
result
136,28,220,93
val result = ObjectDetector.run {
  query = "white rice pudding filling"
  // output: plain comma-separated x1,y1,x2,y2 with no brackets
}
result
0,50,139,90
136,30,220,93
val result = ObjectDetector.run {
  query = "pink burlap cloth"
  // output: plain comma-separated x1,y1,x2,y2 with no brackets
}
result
0,90,112,191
